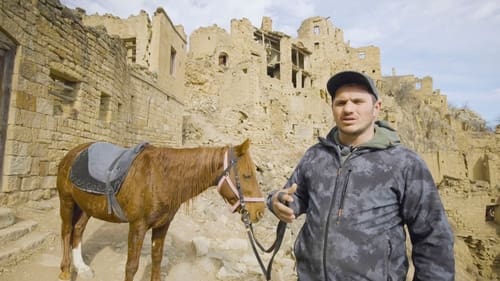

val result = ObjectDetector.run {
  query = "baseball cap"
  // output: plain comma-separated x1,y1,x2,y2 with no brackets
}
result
326,71,379,100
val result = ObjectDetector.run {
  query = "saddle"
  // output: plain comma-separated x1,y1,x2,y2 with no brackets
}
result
69,141,148,221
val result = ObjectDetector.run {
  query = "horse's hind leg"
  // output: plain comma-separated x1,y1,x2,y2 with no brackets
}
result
58,196,93,281
58,195,76,281
71,211,93,279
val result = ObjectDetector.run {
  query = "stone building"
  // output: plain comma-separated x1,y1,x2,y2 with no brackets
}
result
185,16,382,146
0,0,185,204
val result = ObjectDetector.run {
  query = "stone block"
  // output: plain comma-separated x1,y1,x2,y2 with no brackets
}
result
41,176,57,190
1,176,21,193
0,208,15,229
36,161,48,177
4,141,29,156
15,91,36,111
6,125,33,143
36,97,53,115
21,176,40,191
3,155,32,175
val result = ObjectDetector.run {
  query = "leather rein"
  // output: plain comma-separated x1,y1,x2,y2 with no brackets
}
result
216,146,287,281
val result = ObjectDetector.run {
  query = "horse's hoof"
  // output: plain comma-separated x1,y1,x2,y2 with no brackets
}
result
77,267,95,279
58,271,71,281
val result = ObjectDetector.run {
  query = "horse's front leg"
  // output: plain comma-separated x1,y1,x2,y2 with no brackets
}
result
124,221,148,281
150,221,172,281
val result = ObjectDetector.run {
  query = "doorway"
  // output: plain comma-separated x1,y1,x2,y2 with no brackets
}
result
0,30,17,190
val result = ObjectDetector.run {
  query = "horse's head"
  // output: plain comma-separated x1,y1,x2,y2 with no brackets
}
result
216,139,266,223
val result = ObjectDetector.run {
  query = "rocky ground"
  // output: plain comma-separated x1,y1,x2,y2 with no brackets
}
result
0,191,299,281
0,186,496,281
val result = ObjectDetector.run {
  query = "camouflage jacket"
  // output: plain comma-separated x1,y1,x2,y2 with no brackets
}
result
269,121,454,281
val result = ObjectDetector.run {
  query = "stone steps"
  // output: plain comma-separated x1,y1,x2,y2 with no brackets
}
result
0,207,54,267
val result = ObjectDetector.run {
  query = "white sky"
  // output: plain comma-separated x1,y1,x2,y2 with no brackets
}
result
60,0,500,126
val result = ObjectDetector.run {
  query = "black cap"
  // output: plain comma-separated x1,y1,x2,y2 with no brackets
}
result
326,71,379,100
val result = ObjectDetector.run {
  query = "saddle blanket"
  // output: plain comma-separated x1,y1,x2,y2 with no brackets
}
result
69,142,148,195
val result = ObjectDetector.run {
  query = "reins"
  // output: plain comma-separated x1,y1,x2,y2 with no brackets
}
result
216,146,287,281
241,208,287,280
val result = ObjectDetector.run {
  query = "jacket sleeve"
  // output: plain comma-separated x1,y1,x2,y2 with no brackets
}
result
285,161,309,217
401,155,455,281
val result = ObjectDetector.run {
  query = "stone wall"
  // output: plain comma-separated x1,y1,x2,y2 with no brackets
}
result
0,0,184,204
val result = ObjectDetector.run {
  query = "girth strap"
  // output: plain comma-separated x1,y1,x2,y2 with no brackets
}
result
105,149,128,222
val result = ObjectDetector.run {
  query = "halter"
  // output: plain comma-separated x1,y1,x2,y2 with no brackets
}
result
216,146,285,281
216,146,264,213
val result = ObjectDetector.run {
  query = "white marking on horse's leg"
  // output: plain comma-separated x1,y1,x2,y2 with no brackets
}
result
72,243,94,279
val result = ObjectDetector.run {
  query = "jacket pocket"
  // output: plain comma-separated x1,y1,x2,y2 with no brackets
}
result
385,238,393,281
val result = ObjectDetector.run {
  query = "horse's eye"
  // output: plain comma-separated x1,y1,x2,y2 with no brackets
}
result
243,174,252,179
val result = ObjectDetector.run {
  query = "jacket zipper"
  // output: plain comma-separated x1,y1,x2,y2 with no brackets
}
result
336,169,352,224
323,148,355,280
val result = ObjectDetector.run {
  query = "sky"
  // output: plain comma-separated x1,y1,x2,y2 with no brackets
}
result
60,0,500,127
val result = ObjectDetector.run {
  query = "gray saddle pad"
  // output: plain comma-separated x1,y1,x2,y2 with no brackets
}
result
88,142,147,182
69,142,148,195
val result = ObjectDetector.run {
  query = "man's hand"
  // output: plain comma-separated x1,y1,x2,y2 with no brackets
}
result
271,184,297,223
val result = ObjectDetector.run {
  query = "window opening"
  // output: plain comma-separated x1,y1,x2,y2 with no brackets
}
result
48,70,79,118
486,204,498,222
218,52,228,67
170,46,177,75
255,30,281,80
117,102,123,122
292,69,298,88
123,38,136,63
313,26,320,35
99,92,111,122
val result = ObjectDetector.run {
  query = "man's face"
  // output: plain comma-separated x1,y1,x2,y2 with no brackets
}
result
332,84,381,142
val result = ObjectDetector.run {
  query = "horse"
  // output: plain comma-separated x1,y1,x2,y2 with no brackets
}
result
56,139,266,281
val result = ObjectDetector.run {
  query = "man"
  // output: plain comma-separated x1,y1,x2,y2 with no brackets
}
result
267,71,455,280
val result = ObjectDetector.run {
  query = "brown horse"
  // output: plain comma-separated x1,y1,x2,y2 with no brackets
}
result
56,139,266,281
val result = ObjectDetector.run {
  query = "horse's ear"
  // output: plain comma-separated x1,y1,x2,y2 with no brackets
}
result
235,138,251,156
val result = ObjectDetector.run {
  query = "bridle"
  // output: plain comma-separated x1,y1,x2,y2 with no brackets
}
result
216,146,265,212
216,146,287,281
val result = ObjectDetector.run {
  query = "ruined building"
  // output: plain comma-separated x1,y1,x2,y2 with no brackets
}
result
0,0,498,279
0,1,185,203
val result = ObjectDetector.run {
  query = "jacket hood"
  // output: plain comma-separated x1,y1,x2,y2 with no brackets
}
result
321,120,400,150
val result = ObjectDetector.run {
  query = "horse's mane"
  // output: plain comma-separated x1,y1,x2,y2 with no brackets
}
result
154,145,228,207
